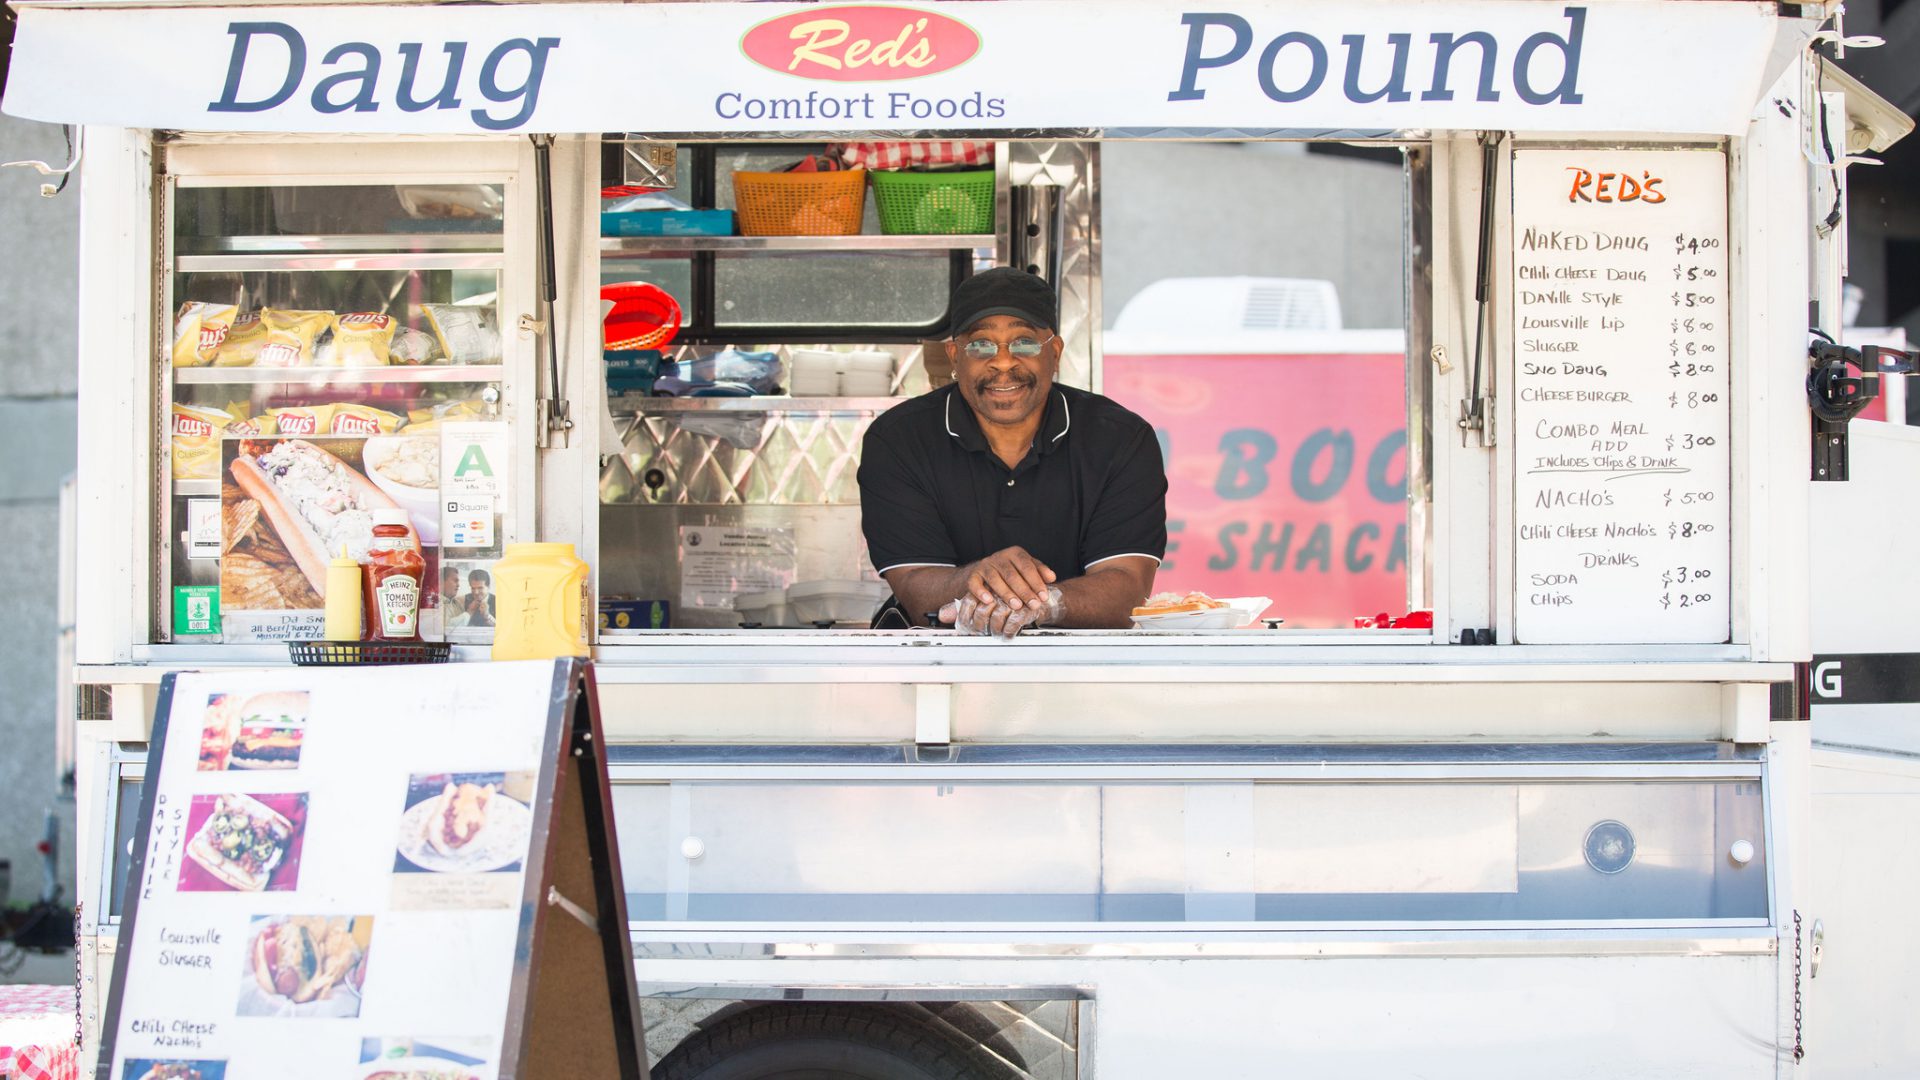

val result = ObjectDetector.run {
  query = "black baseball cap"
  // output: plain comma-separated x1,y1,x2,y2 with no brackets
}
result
944,267,1056,336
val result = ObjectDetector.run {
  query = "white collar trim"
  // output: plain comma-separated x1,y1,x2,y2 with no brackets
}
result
945,387,1070,444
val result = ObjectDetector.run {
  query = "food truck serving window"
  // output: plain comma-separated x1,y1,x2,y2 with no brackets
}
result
597,138,1426,635
1103,142,1416,630
157,159,524,647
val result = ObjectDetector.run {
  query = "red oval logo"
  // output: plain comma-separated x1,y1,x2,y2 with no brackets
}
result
741,6,979,82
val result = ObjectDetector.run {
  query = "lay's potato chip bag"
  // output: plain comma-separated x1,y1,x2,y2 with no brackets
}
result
332,312,397,367
171,404,232,480
226,411,277,437
171,302,238,367
214,312,268,367
265,404,337,437
328,403,404,436
257,309,333,368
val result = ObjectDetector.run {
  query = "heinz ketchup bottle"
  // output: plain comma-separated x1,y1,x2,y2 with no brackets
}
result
362,508,425,640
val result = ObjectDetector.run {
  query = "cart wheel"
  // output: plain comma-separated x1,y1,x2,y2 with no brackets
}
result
652,1003,1014,1080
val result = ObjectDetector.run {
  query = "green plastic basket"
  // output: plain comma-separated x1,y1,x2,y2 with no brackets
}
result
869,169,995,235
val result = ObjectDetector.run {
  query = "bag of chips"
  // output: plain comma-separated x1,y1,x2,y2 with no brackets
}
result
171,302,238,367
423,303,502,363
264,403,338,437
226,411,277,437
213,312,268,367
388,326,440,365
171,404,232,480
333,312,397,366
328,403,404,436
256,309,334,368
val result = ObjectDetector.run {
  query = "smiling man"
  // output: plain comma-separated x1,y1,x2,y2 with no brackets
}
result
858,267,1168,637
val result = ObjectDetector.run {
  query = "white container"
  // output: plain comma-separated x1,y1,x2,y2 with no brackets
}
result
842,351,896,374
788,349,843,397
840,351,896,396
788,349,895,397
787,579,891,626
733,589,793,627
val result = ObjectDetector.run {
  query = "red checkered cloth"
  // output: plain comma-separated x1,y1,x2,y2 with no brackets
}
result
830,141,995,171
0,984,80,1080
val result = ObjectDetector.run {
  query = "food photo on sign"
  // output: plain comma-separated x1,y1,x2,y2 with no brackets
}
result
177,792,307,893
237,914,374,1019
196,690,307,771
358,1036,494,1080
121,1059,228,1080
394,771,535,875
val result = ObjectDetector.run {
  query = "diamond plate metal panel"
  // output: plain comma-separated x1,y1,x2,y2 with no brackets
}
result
1009,142,1097,390
603,408,882,506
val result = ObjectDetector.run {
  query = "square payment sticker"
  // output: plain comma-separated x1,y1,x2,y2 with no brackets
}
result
443,494,495,547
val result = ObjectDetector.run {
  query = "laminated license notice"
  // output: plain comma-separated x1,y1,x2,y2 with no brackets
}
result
678,526,796,609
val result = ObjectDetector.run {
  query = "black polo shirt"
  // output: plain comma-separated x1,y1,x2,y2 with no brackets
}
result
857,383,1168,580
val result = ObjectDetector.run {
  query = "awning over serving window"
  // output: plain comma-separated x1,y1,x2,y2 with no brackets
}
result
3,0,1791,137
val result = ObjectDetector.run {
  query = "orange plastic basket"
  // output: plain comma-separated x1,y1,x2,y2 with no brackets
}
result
733,168,867,236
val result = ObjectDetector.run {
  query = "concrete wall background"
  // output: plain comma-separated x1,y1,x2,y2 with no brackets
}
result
0,114,80,907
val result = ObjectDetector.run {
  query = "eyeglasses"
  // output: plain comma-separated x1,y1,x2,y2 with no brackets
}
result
951,333,1056,362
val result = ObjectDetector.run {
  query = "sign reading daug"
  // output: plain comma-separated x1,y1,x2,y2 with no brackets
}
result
3,2,1782,136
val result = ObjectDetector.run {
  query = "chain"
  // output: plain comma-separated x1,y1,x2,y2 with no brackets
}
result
1793,908,1805,1063
75,902,85,1048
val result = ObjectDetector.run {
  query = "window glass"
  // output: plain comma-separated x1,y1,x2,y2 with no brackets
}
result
616,778,1765,924
600,260,692,326
164,182,510,645
714,253,951,328
1101,142,1415,628
108,773,144,919
174,184,504,252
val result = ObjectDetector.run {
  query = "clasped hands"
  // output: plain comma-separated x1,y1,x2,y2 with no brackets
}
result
937,546,1065,638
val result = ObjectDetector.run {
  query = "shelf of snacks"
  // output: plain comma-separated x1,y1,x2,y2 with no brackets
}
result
160,182,519,646
600,234,994,259
173,364,505,386
170,305,503,370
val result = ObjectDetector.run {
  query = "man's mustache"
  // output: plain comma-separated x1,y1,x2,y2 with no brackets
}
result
973,371,1037,393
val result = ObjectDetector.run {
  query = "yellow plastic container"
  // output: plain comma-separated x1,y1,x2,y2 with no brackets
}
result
489,542,591,661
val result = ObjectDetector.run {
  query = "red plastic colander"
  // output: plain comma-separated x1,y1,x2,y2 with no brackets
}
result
601,281,682,351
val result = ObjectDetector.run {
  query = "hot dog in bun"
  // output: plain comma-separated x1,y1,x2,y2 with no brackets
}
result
250,915,361,1004
423,782,496,858
228,440,400,596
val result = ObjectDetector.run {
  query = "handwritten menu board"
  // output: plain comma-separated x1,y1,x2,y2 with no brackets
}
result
99,660,645,1080
1511,148,1731,644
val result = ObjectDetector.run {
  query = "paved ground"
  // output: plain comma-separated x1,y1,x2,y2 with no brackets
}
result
0,947,75,987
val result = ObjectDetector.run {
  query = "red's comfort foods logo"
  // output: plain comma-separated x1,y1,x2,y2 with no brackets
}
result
742,6,978,81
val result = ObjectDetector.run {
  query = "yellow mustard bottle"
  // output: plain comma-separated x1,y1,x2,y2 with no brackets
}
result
489,542,591,661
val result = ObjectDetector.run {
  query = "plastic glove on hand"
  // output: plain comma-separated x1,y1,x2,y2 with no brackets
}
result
940,588,1061,639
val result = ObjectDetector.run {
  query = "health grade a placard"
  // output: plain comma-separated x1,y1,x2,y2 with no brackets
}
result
99,661,639,1080
441,421,506,550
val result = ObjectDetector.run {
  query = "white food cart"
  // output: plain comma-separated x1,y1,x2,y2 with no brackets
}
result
6,0,1912,1074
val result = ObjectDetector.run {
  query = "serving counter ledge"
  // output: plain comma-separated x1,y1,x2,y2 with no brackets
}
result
97,633,1776,681
77,644,1790,746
